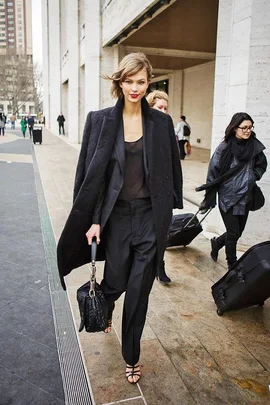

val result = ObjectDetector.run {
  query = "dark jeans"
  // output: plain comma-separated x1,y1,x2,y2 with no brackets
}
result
178,139,187,160
216,206,249,268
59,123,65,134
0,127,4,135
100,198,157,366
29,125,33,137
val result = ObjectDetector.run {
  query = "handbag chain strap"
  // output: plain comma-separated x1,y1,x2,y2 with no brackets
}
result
89,260,96,297
89,238,97,297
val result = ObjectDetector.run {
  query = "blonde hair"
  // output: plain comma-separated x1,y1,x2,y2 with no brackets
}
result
146,90,169,107
105,53,153,99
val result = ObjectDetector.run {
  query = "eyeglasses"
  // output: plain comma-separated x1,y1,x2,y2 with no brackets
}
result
238,125,254,132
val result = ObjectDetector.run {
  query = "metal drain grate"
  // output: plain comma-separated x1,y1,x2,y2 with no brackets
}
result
32,147,95,405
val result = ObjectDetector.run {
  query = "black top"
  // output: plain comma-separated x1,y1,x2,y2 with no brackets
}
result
118,137,150,201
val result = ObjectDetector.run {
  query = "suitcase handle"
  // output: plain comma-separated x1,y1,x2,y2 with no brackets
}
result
225,266,245,285
183,207,212,230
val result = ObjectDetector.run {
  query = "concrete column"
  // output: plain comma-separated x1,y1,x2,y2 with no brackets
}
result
100,46,120,108
84,0,101,113
41,0,49,127
47,0,61,133
67,0,79,143
168,70,183,125
210,0,270,246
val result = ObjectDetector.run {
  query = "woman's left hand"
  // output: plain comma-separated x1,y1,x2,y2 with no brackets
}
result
85,224,101,245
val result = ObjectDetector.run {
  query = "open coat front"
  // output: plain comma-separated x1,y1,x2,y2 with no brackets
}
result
57,97,183,290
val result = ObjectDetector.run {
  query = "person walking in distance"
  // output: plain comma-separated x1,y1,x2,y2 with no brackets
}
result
27,115,34,138
57,53,183,384
10,113,16,129
57,113,65,135
175,115,191,160
20,116,27,138
197,112,267,271
0,112,6,136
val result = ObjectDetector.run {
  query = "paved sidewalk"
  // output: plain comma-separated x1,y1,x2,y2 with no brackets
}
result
33,128,270,405
0,131,65,405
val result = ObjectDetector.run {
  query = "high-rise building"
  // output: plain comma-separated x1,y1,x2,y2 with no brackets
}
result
0,0,35,117
0,0,32,55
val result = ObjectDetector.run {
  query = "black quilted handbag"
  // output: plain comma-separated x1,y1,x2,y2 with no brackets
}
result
77,239,108,333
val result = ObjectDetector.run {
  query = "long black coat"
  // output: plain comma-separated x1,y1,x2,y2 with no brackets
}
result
57,97,183,290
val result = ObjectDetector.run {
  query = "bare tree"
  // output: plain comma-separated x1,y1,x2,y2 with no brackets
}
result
0,55,36,115
33,61,43,113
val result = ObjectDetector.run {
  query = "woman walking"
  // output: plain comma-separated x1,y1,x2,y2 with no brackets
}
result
20,116,27,138
197,112,267,271
146,90,172,284
57,53,183,383
146,90,168,114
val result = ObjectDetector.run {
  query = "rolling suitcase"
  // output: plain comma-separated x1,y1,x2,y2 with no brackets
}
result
212,241,270,316
166,208,211,248
32,127,42,144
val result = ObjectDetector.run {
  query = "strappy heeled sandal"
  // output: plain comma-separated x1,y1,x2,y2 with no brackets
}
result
126,364,141,384
104,318,112,333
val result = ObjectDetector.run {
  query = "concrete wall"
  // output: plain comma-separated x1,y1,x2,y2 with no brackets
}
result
182,62,215,150
209,0,270,246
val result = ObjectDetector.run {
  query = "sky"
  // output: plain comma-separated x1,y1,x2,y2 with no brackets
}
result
31,0,42,64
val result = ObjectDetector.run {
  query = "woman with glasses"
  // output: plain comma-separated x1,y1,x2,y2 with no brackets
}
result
197,112,267,271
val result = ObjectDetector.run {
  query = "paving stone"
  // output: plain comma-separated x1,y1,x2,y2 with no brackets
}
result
0,365,64,405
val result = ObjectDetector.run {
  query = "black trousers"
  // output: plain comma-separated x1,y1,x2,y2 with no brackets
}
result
100,198,157,366
59,123,65,134
216,206,249,268
178,140,187,160
29,125,33,137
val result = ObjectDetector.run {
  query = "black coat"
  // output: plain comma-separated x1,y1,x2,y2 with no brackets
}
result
57,97,183,289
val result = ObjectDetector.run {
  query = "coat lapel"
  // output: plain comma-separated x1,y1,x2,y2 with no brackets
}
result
142,98,154,186
114,118,125,174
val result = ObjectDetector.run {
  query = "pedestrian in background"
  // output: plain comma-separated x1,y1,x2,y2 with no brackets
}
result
175,115,191,160
197,112,267,271
10,114,16,129
57,113,65,135
57,52,183,384
146,90,168,113
146,89,174,284
27,115,34,138
20,116,27,138
0,112,5,136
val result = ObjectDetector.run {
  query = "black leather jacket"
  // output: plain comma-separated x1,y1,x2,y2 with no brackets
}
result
207,138,267,214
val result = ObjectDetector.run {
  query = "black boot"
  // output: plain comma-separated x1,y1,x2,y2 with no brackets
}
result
210,237,220,262
156,261,171,284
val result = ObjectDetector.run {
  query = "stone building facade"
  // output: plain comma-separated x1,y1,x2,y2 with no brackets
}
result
42,0,270,244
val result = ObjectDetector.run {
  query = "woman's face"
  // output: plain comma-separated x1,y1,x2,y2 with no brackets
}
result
120,68,149,104
235,120,253,140
153,98,168,114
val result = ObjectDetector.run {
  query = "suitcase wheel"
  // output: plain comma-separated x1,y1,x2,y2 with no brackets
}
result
217,309,224,316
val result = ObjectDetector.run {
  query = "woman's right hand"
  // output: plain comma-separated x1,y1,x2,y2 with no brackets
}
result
86,224,101,245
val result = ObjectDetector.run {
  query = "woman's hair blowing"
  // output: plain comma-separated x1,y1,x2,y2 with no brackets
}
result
105,53,153,99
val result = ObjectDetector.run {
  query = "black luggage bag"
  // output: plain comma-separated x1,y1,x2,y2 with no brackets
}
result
33,127,42,144
212,241,270,316
166,209,211,248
